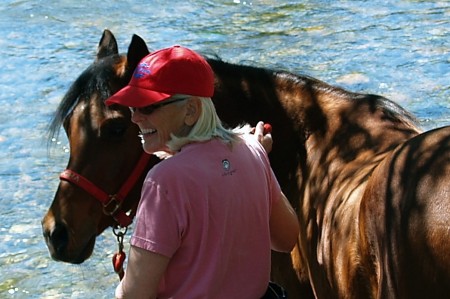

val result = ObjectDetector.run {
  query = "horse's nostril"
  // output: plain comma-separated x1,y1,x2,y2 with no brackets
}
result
48,223,69,256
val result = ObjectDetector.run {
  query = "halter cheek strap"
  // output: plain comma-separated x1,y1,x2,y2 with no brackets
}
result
59,152,151,227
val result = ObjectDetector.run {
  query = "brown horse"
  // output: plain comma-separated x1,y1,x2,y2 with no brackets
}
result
42,30,450,298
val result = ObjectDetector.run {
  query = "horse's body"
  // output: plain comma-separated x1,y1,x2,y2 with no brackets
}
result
42,30,450,298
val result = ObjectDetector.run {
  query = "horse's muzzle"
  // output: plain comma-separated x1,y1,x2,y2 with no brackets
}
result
42,217,94,264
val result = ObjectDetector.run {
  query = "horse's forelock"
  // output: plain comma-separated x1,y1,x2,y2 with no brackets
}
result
47,54,126,143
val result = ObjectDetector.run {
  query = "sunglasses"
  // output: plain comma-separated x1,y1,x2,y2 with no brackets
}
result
129,97,189,115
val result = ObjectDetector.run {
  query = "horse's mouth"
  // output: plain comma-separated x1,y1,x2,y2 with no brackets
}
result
46,234,96,264
71,235,96,264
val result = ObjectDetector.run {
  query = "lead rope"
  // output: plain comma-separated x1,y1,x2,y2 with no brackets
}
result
112,226,128,281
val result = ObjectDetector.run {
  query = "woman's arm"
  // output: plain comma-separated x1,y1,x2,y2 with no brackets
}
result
253,121,299,252
269,192,300,252
116,245,170,299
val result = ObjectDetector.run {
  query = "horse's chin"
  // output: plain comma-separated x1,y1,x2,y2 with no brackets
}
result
50,235,96,264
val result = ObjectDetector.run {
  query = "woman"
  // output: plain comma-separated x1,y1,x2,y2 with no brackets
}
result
106,45,299,299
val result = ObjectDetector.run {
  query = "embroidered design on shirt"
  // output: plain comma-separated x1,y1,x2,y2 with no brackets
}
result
222,159,237,176
222,159,230,171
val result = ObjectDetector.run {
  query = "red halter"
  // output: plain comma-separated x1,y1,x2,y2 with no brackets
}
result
59,152,151,227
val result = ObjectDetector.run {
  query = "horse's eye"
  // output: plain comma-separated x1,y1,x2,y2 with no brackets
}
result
101,119,128,140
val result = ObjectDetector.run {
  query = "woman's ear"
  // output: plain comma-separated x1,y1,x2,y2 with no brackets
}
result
184,97,202,126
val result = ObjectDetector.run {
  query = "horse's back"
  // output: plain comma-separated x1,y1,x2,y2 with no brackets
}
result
360,125,450,298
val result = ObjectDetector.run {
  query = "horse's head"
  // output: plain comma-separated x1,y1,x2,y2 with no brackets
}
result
42,30,155,263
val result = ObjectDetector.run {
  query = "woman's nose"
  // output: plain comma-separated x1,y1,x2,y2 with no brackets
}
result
130,109,142,124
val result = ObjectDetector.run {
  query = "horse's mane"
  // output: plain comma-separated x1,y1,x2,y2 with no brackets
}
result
371,95,419,127
207,57,419,131
206,55,275,78
280,69,419,130
48,55,124,142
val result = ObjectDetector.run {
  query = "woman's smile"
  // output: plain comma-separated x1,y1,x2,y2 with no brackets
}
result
140,128,157,136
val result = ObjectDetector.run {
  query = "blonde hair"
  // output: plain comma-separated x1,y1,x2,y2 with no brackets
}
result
166,97,242,152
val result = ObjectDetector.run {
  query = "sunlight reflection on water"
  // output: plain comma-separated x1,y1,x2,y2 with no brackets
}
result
0,0,448,298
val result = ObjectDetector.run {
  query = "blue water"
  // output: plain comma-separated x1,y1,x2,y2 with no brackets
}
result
0,0,449,298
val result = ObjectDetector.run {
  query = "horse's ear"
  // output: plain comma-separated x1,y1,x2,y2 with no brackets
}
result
126,34,150,72
97,29,119,60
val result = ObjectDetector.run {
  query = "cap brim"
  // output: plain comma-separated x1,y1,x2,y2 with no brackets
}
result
105,85,171,107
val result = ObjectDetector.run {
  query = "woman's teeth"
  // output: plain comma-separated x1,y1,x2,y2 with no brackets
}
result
140,128,156,135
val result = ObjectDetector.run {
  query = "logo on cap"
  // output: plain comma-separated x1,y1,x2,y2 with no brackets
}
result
134,62,152,79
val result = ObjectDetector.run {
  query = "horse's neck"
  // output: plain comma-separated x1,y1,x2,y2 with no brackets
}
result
209,59,282,126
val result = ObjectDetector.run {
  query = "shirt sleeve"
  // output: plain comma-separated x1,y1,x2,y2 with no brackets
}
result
268,167,282,205
131,178,182,258
244,134,282,205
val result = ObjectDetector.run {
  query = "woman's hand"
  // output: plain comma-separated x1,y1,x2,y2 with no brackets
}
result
253,121,273,153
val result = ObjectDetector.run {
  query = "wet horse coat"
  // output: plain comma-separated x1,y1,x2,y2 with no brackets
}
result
42,30,450,298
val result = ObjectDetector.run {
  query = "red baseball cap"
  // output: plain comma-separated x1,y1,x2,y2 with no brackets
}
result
106,45,214,107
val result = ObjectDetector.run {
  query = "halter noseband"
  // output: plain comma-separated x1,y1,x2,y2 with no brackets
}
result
59,152,151,227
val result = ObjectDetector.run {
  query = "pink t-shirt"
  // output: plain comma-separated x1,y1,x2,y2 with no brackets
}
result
131,135,281,299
